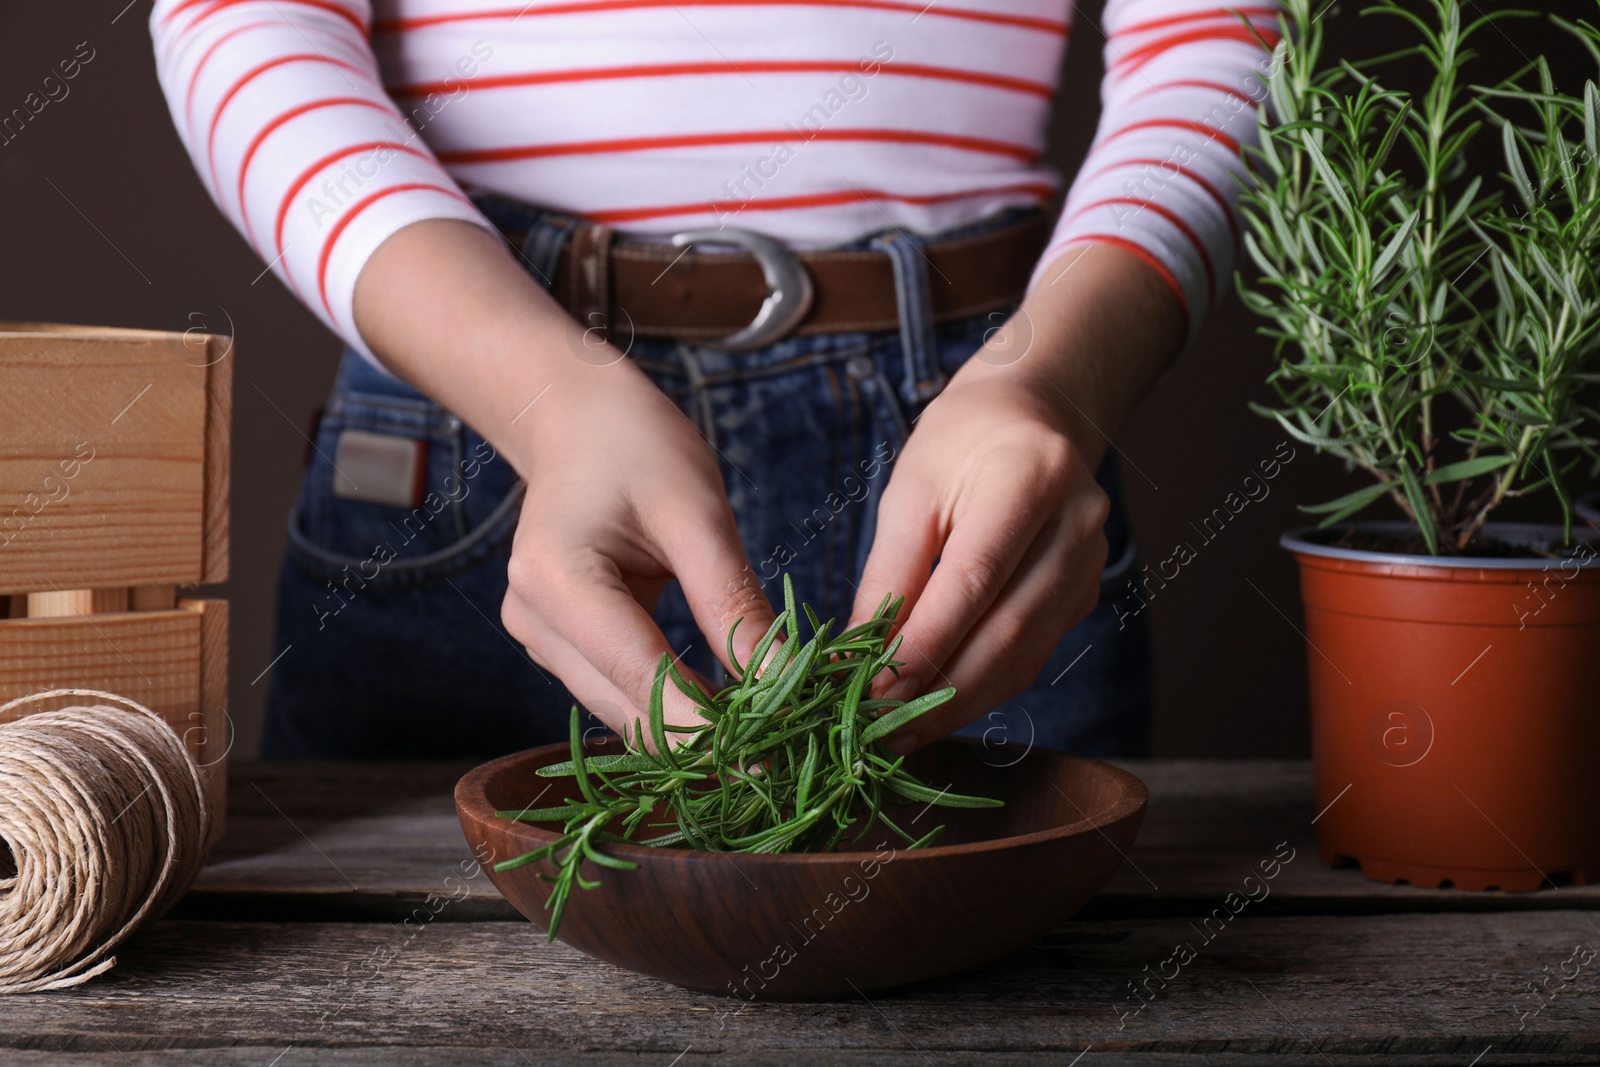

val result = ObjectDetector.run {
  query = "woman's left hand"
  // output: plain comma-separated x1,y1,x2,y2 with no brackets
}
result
846,241,1185,750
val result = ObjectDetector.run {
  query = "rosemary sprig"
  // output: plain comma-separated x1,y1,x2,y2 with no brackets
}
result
1239,0,1600,552
494,575,1001,938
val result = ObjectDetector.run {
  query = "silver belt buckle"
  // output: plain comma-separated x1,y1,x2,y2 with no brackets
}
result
669,228,814,351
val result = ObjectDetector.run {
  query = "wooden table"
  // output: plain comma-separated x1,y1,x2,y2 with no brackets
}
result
8,762,1598,1064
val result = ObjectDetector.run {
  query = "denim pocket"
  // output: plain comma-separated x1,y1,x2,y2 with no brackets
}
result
285,354,523,587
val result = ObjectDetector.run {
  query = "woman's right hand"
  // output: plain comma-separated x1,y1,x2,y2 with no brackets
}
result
499,344,776,738
354,219,775,739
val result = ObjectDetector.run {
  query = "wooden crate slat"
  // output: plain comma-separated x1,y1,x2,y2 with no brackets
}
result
182,596,229,841
201,337,231,584
0,602,228,843
0,329,230,594
0,609,202,736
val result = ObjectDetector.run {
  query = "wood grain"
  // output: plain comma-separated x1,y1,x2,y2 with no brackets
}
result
18,761,1600,1062
129,585,177,611
201,336,231,584
3,912,1596,1063
0,609,199,727
26,588,129,617
0,327,230,593
181,597,229,842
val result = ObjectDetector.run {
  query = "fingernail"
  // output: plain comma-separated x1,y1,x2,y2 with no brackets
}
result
885,675,921,703
885,733,919,757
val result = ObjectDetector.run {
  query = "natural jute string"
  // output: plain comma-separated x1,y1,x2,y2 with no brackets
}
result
0,689,211,994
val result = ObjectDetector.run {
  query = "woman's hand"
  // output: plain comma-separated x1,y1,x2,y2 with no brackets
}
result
499,356,777,737
354,219,775,740
847,241,1185,750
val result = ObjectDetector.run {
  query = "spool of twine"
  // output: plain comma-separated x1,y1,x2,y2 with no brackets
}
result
0,689,211,994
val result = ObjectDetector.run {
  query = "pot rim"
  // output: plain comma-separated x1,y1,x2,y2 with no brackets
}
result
1280,521,1600,570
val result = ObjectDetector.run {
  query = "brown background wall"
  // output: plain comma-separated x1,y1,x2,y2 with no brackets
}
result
2,2,1594,759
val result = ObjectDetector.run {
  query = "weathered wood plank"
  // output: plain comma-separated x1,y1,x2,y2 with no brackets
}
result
182,762,1600,924
4,913,1597,1062
4,1055,1589,1067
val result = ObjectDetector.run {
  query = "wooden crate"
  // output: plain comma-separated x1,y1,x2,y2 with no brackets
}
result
0,322,230,839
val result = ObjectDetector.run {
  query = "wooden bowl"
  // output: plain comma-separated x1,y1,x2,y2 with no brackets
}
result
455,737,1147,1000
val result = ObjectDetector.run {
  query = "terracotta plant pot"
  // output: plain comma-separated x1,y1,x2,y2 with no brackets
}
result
1282,522,1600,891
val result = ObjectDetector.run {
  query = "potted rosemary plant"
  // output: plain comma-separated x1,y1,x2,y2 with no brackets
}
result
1239,0,1600,889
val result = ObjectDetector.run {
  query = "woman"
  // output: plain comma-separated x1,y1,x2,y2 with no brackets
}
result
150,0,1278,758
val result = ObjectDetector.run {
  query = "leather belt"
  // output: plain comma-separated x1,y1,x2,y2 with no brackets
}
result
512,211,1051,349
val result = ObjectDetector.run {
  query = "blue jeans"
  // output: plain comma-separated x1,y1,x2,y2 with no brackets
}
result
263,201,1151,760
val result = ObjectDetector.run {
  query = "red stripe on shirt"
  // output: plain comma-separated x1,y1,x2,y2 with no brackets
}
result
184,20,278,125
238,98,400,245
1081,157,1239,253
437,128,1038,164
1055,235,1190,324
183,19,364,131
1112,5,1278,37
1114,26,1279,73
1099,118,1240,155
389,61,1053,100
373,0,1067,36
1068,196,1214,301
205,53,370,190
274,141,432,260
163,0,368,36
1126,78,1262,105
589,181,1057,224
317,183,473,316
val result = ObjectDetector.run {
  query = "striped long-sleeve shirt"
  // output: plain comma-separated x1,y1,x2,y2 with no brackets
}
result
150,0,1280,357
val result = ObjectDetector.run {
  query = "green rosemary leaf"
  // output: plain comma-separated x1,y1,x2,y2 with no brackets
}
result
803,602,823,636
725,615,746,682
537,754,661,778
839,655,871,754
580,838,639,871
495,806,588,822
493,840,561,872
782,573,799,632
496,577,1001,938
859,687,958,745
647,654,676,767
1371,207,1419,284
751,638,817,719
1399,461,1439,554
885,775,1006,809
796,732,820,811
738,613,788,700
1422,455,1516,484
1585,81,1599,158
1296,481,1392,515
665,656,718,717
567,705,605,808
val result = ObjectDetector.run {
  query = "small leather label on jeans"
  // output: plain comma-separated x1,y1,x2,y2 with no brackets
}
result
331,428,427,508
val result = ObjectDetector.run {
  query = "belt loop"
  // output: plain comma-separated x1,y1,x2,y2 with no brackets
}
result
519,212,576,292
868,230,946,405
568,223,615,338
